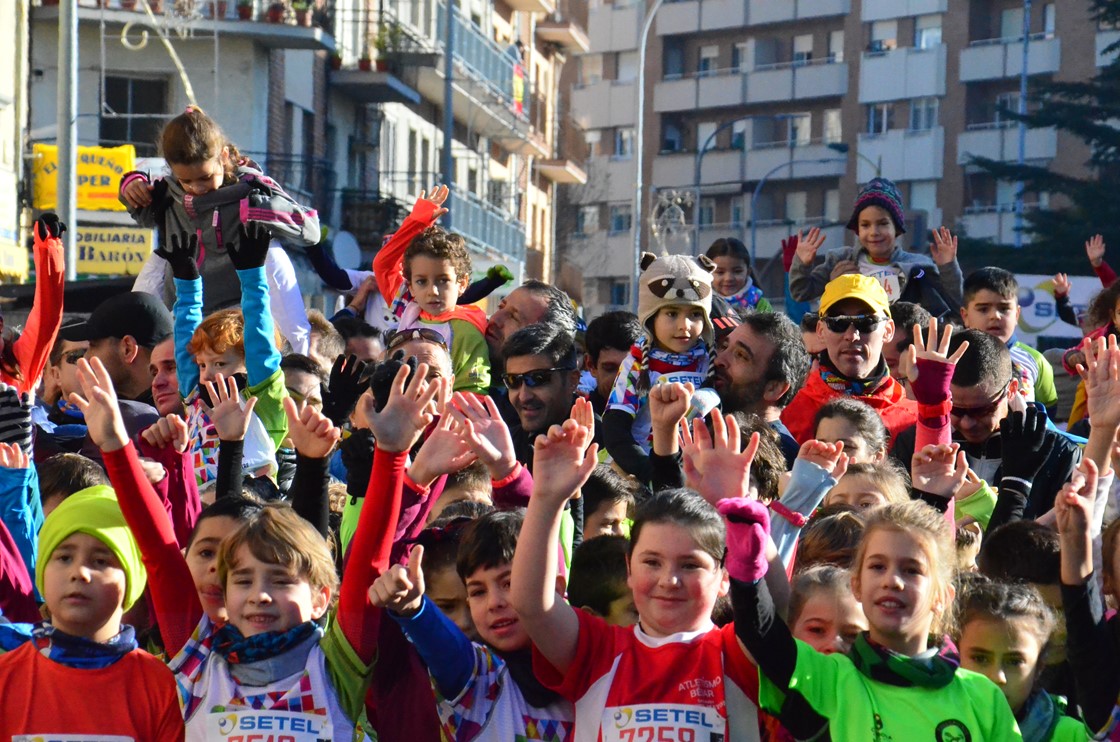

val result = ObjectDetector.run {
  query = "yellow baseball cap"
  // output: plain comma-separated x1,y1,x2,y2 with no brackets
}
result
819,274,891,317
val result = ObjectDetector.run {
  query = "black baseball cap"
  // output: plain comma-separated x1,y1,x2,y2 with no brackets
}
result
60,291,173,348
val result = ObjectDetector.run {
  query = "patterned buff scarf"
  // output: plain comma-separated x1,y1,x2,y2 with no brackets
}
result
1017,689,1061,742
32,622,137,669
818,356,891,398
849,632,958,689
213,620,321,686
724,279,765,312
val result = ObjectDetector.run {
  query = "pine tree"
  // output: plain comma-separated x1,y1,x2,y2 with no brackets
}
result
967,0,1120,261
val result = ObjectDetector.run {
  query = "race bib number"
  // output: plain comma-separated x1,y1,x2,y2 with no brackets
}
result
603,703,725,742
862,266,900,301
206,709,333,742
14,737,134,742
656,372,706,389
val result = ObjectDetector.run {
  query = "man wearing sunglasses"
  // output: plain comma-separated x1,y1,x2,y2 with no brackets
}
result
501,323,600,469
781,274,916,445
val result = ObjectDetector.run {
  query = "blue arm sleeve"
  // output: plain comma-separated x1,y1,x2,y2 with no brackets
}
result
772,458,835,568
390,596,475,700
173,276,203,396
237,266,282,387
306,242,355,291
0,467,41,585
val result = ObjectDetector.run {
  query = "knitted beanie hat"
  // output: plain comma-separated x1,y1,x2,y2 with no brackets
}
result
36,485,148,611
636,252,715,345
846,177,906,235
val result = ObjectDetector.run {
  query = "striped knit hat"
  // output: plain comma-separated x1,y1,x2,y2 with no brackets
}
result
846,177,906,235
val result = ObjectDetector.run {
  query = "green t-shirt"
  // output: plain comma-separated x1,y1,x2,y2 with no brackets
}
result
956,481,997,531
758,638,1023,741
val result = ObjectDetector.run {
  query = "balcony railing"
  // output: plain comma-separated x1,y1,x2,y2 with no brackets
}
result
62,0,335,30
436,0,527,117
244,152,336,221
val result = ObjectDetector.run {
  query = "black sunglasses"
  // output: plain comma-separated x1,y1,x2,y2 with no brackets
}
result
62,349,87,365
385,327,448,352
821,314,886,334
502,366,574,390
950,382,1010,420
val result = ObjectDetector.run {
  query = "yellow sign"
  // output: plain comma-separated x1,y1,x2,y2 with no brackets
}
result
0,238,28,281
31,144,136,212
76,226,153,276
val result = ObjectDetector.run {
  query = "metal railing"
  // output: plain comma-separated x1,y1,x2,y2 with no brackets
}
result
436,0,527,116
63,0,336,28
448,186,526,262
244,152,337,220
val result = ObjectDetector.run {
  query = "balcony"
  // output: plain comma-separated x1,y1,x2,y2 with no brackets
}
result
571,80,636,130
746,0,849,26
654,69,749,112
959,203,1039,245
960,34,1061,82
861,0,947,21
339,189,409,251
576,156,637,204
1098,30,1120,67
748,221,846,261
746,58,848,103
330,64,420,105
568,231,633,277
652,149,746,191
859,45,946,103
587,2,638,53
538,114,589,185
744,142,848,181
857,127,945,181
536,19,590,54
503,0,556,15
447,187,527,264
957,124,1058,167
37,0,336,51
392,4,541,152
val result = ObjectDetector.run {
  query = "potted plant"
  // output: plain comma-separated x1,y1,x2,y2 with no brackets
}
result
41,0,61,6
358,55,372,71
120,0,139,10
330,52,342,70
292,0,311,26
236,0,253,19
212,0,229,19
374,22,403,57
266,1,286,23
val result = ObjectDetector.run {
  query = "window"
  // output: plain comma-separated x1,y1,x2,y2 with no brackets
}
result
467,167,479,195
733,42,749,72
697,121,717,153
788,114,811,147
614,127,635,159
1001,8,1024,40
823,109,842,144
580,54,603,86
996,180,1018,206
793,34,813,66
732,119,747,150
869,21,897,53
867,103,894,135
662,122,683,153
914,15,942,49
910,181,938,213
100,76,169,156
609,204,632,234
488,181,509,211
609,281,629,307
577,205,599,235
996,92,1021,124
617,51,639,82
664,39,685,78
698,198,715,227
785,192,808,223
1044,4,1056,36
731,198,744,227
824,189,840,222
698,45,719,77
910,97,939,131
829,30,844,62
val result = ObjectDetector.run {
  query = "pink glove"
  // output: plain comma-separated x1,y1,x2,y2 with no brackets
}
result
716,498,771,583
781,235,798,272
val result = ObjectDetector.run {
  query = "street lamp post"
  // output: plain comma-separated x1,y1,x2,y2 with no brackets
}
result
631,0,665,311
749,157,847,266
1013,0,1032,249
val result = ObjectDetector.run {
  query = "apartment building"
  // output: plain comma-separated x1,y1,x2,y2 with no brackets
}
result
0,1,30,283
24,0,584,308
560,0,1105,318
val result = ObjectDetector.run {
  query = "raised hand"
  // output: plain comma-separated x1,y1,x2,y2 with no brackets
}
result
33,212,67,241
650,381,693,449
911,443,969,498
794,226,826,265
417,185,450,220
1052,272,1071,298
69,357,129,453
929,226,958,266
999,408,1055,483
447,391,518,479
226,222,272,271
716,498,771,583
120,177,154,209
283,396,341,459
1079,334,1120,431
154,230,200,281
366,363,441,453
409,411,478,487
681,412,760,506
0,443,29,470
904,317,968,404
201,374,258,442
531,399,599,507
796,439,849,480
141,414,190,453
1086,234,1106,268
321,354,372,427
368,544,426,618
1055,458,1098,585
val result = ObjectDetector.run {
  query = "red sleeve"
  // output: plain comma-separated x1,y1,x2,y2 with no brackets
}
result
1096,260,1117,288
137,436,201,549
531,607,621,700
373,199,442,302
491,463,532,509
102,443,202,657
389,473,441,566
0,516,38,624
337,446,408,664
11,233,64,394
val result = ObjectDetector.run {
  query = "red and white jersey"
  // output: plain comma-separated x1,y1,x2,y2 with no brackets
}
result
533,609,764,742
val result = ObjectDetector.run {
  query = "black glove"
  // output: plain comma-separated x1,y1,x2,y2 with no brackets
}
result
369,350,418,413
226,222,272,271
999,407,1056,483
33,212,66,241
341,428,376,504
154,230,201,281
321,354,372,427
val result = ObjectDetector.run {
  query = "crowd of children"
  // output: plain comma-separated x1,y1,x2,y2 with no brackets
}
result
3,106,1120,742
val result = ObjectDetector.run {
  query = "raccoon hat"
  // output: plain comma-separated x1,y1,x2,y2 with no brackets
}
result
637,252,716,345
